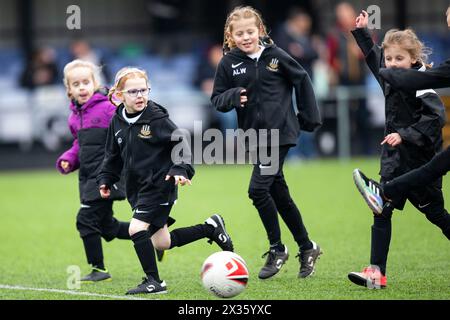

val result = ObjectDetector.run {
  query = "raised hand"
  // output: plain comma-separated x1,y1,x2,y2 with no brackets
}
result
355,10,369,28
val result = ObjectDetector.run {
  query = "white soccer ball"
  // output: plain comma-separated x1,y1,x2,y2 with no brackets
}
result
200,251,249,298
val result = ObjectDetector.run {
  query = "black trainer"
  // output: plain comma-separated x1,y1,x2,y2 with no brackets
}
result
125,277,167,295
297,241,322,278
258,245,289,279
353,169,386,215
205,214,234,252
80,268,112,282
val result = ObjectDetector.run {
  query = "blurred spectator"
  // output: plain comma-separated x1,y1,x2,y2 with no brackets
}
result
274,7,319,79
194,44,222,95
327,2,372,155
20,47,59,90
70,39,111,84
194,44,236,132
274,7,320,159
327,2,366,86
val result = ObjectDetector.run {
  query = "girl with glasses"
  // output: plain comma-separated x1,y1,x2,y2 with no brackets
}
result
98,66,234,295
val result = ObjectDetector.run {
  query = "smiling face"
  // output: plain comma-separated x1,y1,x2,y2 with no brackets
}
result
116,77,149,113
228,17,261,55
67,67,96,105
384,44,416,69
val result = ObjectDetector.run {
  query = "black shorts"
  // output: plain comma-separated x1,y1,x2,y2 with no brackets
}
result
76,199,120,241
382,176,445,215
132,204,174,229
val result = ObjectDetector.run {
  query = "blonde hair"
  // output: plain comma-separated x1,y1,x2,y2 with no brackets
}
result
223,6,273,53
382,29,432,68
63,59,102,97
108,67,149,106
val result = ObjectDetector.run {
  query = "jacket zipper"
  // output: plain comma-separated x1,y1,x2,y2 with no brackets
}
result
254,58,261,129
79,108,83,129
127,124,133,169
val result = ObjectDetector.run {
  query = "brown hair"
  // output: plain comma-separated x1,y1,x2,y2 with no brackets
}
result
108,67,149,106
223,6,273,53
382,29,432,68
63,59,102,98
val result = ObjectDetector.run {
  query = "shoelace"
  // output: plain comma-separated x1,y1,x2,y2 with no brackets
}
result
261,250,276,264
363,267,378,274
139,277,149,285
295,252,311,266
295,252,307,262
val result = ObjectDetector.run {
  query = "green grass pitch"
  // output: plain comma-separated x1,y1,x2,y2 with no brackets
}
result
0,159,449,300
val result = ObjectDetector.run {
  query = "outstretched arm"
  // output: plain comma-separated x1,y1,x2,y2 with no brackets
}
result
379,59,450,90
155,117,195,186
56,122,80,174
351,10,384,85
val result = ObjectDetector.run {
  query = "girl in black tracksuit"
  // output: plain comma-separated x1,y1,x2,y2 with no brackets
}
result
211,6,322,280
349,11,450,286
378,62,450,201
97,67,233,295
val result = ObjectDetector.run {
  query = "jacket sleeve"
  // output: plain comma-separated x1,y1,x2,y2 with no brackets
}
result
379,59,450,90
56,120,80,174
351,27,384,85
211,60,245,112
155,118,195,180
396,91,446,147
96,123,123,188
280,49,322,132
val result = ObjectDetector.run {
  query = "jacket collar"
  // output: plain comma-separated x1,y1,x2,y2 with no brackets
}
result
69,88,109,113
116,100,169,124
226,41,276,60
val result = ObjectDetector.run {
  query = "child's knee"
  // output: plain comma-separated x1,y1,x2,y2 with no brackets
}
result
151,229,171,250
153,238,171,250
128,221,148,237
248,187,267,202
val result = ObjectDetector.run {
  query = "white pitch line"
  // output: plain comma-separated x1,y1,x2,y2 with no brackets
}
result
0,284,155,300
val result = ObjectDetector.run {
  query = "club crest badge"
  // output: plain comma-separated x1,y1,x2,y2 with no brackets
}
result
266,58,279,72
138,125,152,139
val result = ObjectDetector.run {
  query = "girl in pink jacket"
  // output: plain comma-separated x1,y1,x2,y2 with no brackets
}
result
57,60,129,282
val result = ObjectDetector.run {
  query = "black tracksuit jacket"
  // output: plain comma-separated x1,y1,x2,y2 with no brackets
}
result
352,28,446,180
379,54,450,189
211,43,322,148
78,127,125,202
97,101,194,209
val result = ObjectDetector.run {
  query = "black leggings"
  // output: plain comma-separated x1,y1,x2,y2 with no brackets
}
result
371,177,450,275
248,145,310,249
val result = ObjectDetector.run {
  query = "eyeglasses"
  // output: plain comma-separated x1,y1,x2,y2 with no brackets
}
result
121,88,150,97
